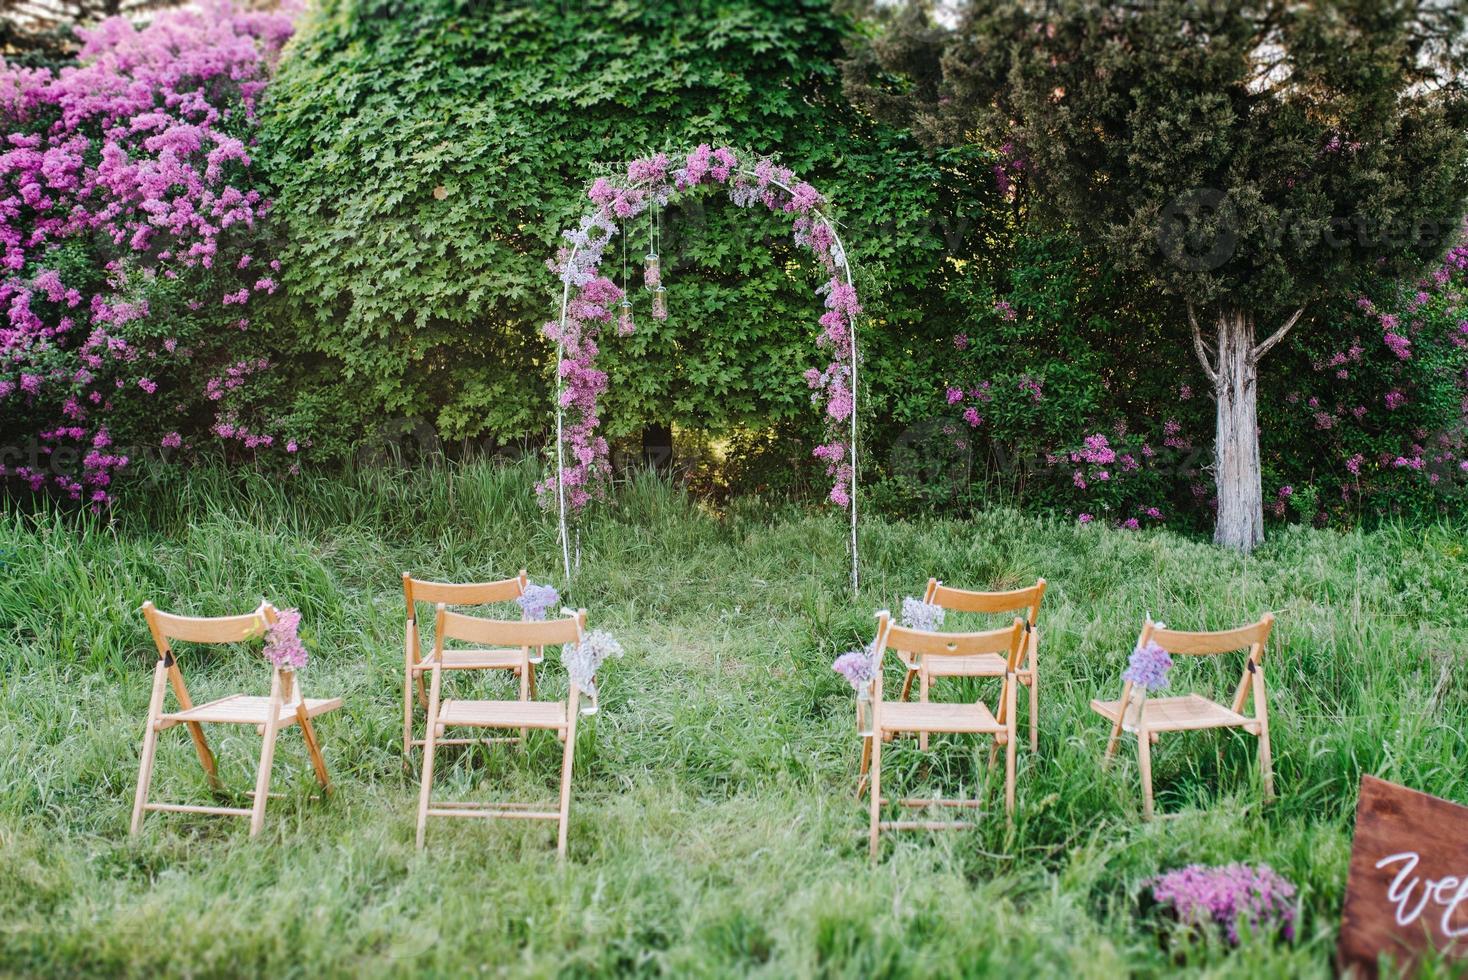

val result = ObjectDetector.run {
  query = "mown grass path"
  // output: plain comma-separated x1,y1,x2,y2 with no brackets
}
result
2,463,1465,976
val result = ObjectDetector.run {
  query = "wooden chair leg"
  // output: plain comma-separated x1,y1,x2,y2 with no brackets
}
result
918,671,930,752
416,668,443,850
1253,669,1275,801
297,709,331,793
556,719,577,860
868,730,883,863
249,720,280,837
1004,673,1018,815
402,662,415,761
1104,681,1132,765
519,664,531,742
1028,673,1039,754
899,668,916,702
1137,728,1155,821
856,735,872,799
130,663,169,835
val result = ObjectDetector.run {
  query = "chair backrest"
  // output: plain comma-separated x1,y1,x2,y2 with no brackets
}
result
1137,613,1276,715
403,571,527,622
141,600,270,659
432,605,585,664
1141,613,1274,661
924,577,1046,628
875,610,1026,690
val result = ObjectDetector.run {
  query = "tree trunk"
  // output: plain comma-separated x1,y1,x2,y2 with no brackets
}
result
1212,310,1264,553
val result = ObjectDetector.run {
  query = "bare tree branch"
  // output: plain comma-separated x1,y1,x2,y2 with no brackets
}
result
1253,306,1305,360
1188,304,1219,386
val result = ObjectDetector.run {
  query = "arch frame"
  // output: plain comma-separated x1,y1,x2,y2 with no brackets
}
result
544,147,863,593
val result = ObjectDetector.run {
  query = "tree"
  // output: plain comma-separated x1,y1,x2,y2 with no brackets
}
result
845,0,1468,551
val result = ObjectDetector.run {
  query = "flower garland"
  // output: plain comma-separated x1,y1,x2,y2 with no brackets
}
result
541,145,861,547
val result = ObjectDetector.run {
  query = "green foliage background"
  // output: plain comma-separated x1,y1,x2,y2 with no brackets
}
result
259,0,991,465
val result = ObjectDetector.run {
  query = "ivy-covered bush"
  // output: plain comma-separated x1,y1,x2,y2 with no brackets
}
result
258,0,992,472
0,1,304,506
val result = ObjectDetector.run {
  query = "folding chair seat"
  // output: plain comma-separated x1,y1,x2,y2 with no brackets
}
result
899,578,1046,753
1091,614,1276,819
416,605,591,858
162,693,340,729
131,601,339,837
402,571,536,758
858,611,1027,861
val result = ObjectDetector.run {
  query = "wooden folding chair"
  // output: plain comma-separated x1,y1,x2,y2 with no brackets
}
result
402,571,536,758
416,604,588,858
899,578,1046,754
1090,613,1276,820
131,601,341,837
858,610,1027,861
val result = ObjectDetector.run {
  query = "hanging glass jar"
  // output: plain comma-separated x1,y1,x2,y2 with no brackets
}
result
652,284,668,320
618,297,635,336
856,684,874,738
643,251,661,290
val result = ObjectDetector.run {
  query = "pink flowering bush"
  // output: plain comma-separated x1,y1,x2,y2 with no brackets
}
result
541,145,858,511
0,1,300,507
1264,227,1468,523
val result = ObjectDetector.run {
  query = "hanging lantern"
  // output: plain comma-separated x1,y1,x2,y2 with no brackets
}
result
643,251,661,290
618,297,635,336
652,285,668,320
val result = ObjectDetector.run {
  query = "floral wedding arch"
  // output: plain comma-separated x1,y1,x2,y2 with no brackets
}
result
541,145,863,591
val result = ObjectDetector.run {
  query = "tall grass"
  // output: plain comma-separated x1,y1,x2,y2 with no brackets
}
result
1,460,1465,976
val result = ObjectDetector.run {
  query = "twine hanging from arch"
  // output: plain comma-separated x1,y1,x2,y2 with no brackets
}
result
540,145,862,593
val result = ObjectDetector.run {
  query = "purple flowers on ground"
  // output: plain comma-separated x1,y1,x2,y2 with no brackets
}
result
1149,863,1298,944
516,581,560,622
1123,638,1172,690
263,607,308,670
900,597,945,632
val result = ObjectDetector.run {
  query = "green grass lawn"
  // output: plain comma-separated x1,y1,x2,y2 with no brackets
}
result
2,461,1465,977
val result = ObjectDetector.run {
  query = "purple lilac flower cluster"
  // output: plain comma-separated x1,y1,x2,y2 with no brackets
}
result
832,645,879,693
263,607,308,671
899,597,945,632
1122,638,1172,690
0,1,299,507
1149,863,1298,944
540,145,858,511
515,582,560,622
564,628,623,699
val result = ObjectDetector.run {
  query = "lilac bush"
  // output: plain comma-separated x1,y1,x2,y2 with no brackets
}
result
1149,863,1298,944
541,145,859,511
0,1,298,507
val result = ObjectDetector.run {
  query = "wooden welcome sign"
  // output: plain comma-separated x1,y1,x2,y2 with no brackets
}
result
1339,775,1468,975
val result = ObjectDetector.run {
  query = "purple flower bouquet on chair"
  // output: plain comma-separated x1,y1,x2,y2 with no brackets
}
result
1123,639,1173,691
